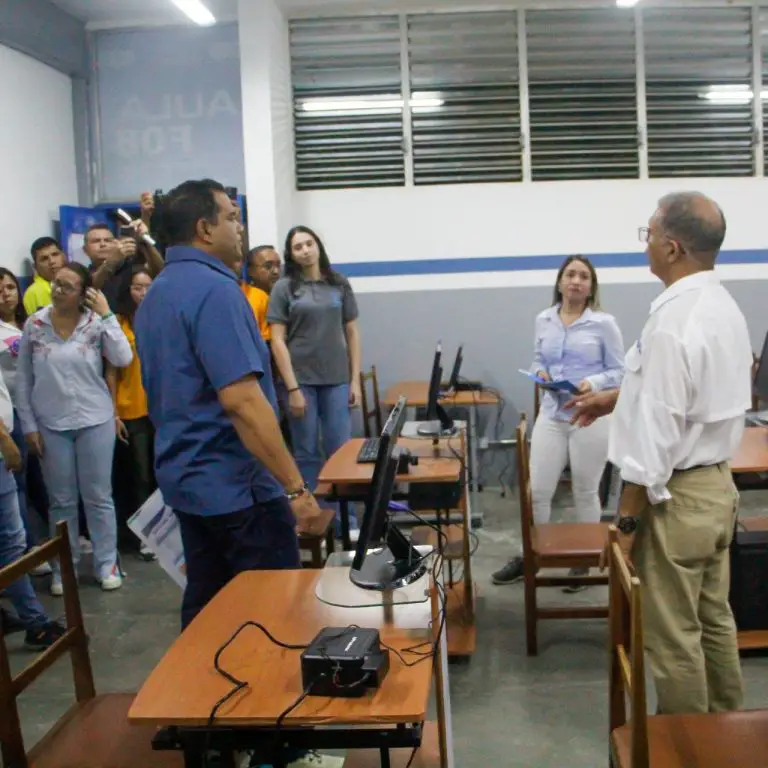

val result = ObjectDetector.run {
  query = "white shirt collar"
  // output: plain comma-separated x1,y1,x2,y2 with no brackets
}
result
649,270,720,316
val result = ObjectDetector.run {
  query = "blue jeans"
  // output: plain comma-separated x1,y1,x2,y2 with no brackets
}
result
11,409,36,547
0,460,48,631
39,420,118,580
287,384,354,527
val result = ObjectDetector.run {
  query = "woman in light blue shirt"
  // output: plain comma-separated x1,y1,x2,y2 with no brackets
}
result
16,263,132,595
493,256,624,586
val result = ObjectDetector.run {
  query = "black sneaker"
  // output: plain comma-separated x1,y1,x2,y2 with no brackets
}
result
491,557,524,585
1,607,25,636
24,620,66,651
563,567,589,593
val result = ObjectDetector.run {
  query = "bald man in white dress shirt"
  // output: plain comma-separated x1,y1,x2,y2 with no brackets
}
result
570,191,752,715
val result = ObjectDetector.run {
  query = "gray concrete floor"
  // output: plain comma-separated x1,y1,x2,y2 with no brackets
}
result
5,486,768,767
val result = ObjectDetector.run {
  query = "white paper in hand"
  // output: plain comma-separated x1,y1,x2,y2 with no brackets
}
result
127,490,186,589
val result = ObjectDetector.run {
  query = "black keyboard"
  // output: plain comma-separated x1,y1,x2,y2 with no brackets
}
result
357,437,380,464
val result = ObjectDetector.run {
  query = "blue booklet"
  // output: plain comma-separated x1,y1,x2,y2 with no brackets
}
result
518,369,580,395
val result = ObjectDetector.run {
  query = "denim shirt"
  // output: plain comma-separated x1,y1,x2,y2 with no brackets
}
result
135,246,283,516
532,305,625,422
16,307,133,434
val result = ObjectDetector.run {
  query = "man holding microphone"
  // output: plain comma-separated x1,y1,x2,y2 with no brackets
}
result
135,179,324,630
570,192,752,715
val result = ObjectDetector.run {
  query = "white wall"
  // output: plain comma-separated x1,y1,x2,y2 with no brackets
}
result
0,44,78,275
238,0,296,249
295,177,768,292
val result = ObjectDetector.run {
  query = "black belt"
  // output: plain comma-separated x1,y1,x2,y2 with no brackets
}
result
673,461,726,474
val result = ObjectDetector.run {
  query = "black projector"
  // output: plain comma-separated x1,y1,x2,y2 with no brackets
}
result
300,627,390,698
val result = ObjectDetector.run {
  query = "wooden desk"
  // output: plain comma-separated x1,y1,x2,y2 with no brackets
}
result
381,381,499,409
732,427,768,474
734,515,768,653
382,381,500,517
729,428,768,651
130,570,449,767
319,437,476,659
320,437,463,487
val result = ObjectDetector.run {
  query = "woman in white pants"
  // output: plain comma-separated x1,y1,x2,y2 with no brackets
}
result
493,255,625,587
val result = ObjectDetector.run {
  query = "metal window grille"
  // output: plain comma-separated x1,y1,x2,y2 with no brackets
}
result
407,12,521,185
644,8,754,178
526,9,639,181
290,17,405,190
760,7,768,172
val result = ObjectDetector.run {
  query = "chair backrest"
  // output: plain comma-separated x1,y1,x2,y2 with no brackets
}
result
608,525,649,768
0,521,95,767
752,353,760,412
359,366,383,438
516,416,535,561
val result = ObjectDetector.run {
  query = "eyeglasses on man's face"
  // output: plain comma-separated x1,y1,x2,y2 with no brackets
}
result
638,227,650,244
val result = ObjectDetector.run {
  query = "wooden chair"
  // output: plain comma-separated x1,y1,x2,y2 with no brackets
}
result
0,521,182,768
359,366,383,438
516,415,609,656
298,508,336,567
752,352,761,412
608,526,768,767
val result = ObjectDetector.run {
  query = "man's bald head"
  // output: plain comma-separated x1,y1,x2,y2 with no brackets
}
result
657,192,726,268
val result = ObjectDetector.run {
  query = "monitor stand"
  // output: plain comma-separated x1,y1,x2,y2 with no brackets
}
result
350,526,429,591
416,403,458,438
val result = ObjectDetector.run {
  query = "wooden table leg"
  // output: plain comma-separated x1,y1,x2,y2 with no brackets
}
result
431,579,454,768
340,498,351,551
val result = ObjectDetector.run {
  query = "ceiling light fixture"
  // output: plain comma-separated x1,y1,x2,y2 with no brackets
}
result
701,84,766,104
616,0,640,7
170,0,216,26
301,93,445,115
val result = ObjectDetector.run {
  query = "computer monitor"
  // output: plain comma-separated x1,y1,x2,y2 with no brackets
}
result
446,345,463,391
381,394,408,438
350,398,428,590
417,343,456,438
755,331,768,403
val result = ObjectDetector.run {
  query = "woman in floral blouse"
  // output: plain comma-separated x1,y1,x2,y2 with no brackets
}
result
16,263,132,595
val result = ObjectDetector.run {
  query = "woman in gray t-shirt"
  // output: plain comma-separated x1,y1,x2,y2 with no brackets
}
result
268,226,361,525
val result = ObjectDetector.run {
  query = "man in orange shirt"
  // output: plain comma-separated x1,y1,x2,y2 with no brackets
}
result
241,245,281,342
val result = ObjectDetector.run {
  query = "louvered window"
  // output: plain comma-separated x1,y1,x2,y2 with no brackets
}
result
290,17,404,190
407,12,521,185
526,9,638,181
644,8,754,178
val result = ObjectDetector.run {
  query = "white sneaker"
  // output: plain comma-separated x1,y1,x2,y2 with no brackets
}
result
138,543,157,562
30,561,52,577
50,577,63,597
287,752,345,768
79,536,93,555
349,529,360,544
100,566,123,591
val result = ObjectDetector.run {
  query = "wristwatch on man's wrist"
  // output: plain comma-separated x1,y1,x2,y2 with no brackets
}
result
285,482,309,501
616,516,640,535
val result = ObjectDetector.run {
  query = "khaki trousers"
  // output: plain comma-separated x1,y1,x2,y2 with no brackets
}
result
632,463,744,714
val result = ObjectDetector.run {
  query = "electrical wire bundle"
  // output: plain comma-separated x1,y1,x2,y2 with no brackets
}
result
202,511,453,768
456,376,512,495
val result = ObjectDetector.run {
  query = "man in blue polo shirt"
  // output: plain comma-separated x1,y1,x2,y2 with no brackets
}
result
135,179,324,630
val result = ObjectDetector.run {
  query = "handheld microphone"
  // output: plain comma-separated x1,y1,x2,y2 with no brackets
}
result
116,208,156,247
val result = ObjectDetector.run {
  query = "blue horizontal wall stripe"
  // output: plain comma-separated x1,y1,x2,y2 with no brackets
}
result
336,248,768,279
